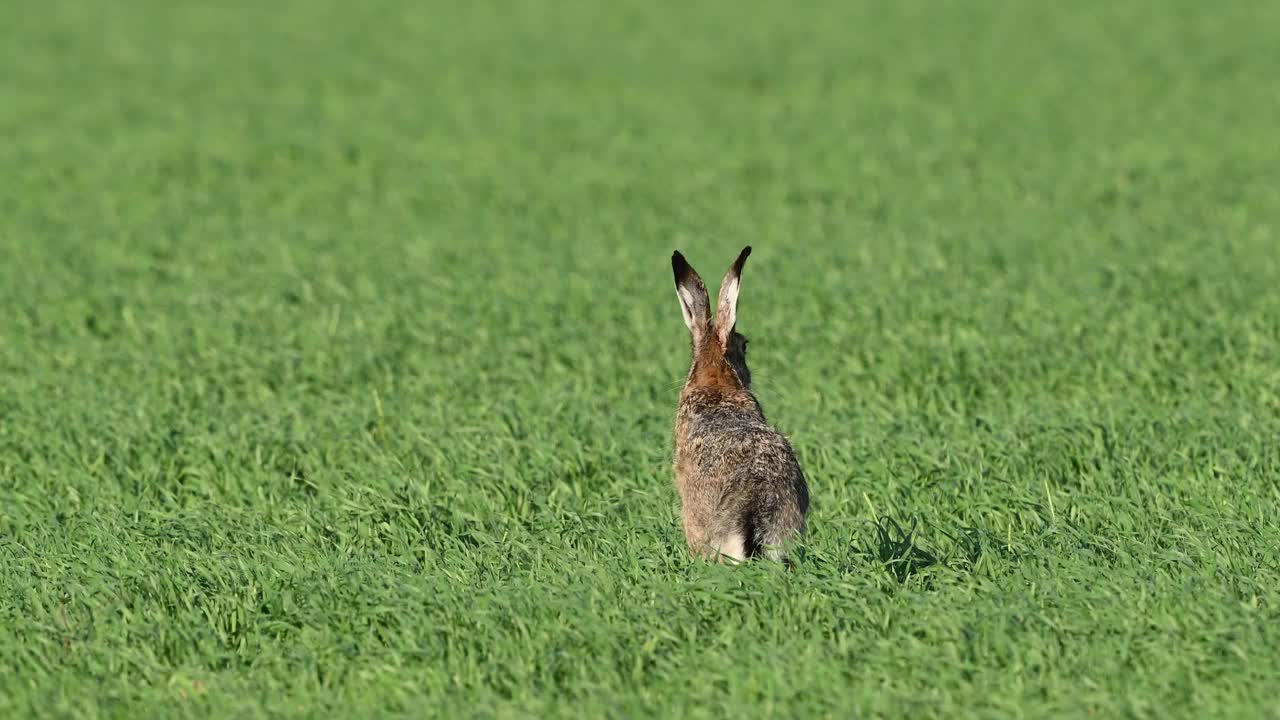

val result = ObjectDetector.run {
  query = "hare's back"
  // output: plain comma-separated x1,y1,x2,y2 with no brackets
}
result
717,429,807,509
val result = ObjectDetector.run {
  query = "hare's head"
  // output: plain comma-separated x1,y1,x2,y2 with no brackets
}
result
671,246,753,390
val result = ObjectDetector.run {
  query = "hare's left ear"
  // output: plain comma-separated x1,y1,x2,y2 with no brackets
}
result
672,251,711,344
715,246,751,343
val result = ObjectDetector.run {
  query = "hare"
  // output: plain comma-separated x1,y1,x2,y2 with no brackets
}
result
670,246,809,563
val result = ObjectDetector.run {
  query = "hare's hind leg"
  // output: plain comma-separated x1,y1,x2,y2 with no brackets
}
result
683,533,744,563
711,532,747,563
683,507,747,562
756,516,804,564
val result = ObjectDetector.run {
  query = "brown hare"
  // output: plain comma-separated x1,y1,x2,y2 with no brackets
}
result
670,246,809,563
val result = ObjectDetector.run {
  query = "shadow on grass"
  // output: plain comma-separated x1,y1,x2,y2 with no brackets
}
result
847,515,1010,584
863,516,940,582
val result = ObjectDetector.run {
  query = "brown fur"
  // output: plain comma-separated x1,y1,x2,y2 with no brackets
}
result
690,343,741,389
670,247,809,563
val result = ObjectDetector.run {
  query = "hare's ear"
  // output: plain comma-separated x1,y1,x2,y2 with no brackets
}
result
715,246,751,343
672,251,710,342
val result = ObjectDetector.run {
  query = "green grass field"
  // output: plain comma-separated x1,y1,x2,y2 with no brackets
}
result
3,0,1280,716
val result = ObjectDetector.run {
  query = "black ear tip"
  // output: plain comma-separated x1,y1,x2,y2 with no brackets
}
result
672,250,688,277
741,246,752,257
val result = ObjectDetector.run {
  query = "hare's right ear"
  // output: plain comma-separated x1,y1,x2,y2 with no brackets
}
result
672,251,710,343
715,246,751,344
